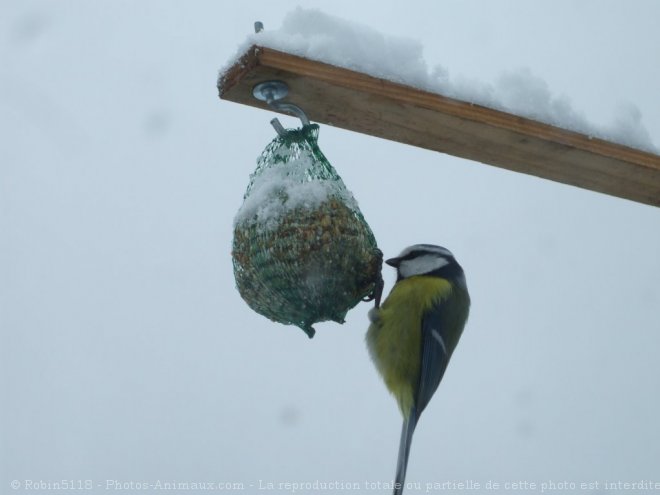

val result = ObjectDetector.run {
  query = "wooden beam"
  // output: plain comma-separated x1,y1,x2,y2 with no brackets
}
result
219,46,660,207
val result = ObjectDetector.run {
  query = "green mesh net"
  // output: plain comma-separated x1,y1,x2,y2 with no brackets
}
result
232,124,383,338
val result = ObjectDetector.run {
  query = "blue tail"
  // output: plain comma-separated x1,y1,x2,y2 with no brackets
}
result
393,409,418,495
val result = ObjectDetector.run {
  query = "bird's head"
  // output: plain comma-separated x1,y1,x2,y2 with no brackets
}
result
386,244,466,286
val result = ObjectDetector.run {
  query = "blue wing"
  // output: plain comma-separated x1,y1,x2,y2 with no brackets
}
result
415,298,456,417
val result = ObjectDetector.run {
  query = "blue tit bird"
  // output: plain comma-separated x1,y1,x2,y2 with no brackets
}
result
366,244,470,495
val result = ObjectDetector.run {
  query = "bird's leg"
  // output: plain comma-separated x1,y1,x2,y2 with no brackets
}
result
362,274,384,308
374,276,384,308
372,276,384,308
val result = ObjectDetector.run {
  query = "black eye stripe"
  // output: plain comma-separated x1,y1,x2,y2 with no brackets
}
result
396,244,454,260
393,244,455,263
401,250,453,261
402,250,428,260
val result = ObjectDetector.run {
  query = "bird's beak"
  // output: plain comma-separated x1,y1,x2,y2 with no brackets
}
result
385,257,401,267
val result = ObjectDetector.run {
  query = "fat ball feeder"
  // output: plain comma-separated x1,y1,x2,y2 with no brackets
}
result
231,43,383,338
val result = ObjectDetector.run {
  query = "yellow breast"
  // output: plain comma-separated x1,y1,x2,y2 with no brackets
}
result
366,276,452,417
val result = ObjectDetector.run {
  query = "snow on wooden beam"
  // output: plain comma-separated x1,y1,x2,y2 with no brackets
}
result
219,46,660,207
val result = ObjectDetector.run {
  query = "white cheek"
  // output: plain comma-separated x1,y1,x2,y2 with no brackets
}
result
399,255,449,278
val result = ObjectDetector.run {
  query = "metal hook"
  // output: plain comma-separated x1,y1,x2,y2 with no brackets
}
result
252,80,311,136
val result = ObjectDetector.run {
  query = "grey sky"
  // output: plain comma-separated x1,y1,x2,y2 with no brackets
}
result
2,1,659,493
